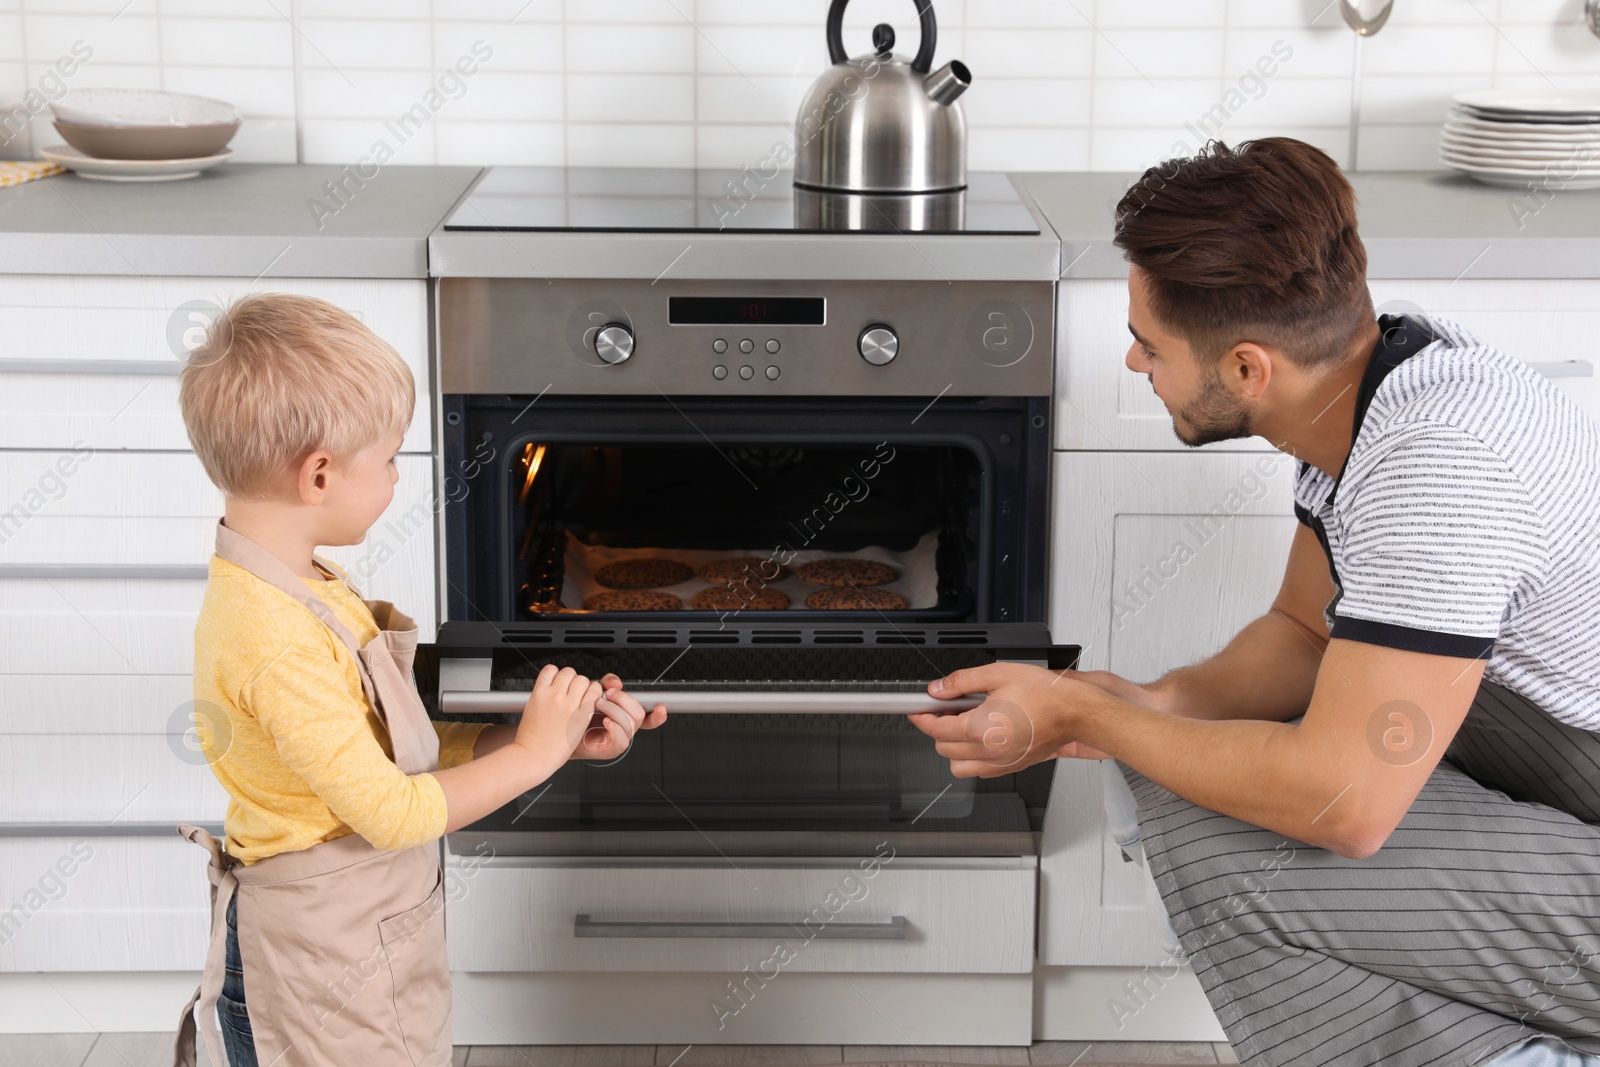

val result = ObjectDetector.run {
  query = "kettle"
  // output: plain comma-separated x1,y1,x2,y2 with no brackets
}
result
793,0,971,195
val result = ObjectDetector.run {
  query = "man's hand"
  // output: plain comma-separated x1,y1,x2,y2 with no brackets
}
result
570,673,668,761
909,662,1110,777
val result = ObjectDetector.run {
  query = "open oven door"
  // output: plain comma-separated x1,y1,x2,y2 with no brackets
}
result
415,621,1077,858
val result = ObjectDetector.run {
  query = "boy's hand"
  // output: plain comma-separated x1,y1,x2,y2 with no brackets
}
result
573,673,668,761
512,664,603,770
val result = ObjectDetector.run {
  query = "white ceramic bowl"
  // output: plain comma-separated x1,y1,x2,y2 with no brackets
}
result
51,89,241,128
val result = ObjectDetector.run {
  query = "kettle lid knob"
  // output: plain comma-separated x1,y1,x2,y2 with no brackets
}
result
871,23,895,56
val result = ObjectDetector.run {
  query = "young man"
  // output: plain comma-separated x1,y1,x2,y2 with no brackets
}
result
912,138,1600,1067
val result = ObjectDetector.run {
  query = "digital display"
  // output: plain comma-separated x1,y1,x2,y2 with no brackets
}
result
670,297,825,326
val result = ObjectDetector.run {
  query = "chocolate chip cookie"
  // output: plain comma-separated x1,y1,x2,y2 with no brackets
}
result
697,556,791,584
691,584,791,611
805,586,908,610
583,590,683,611
795,558,900,587
593,558,694,589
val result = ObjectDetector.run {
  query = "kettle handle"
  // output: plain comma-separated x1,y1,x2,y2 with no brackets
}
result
825,0,937,74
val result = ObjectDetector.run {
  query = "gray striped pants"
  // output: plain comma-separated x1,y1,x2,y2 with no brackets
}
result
1119,681,1600,1067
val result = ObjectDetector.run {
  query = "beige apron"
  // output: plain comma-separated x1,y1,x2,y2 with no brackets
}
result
173,518,452,1067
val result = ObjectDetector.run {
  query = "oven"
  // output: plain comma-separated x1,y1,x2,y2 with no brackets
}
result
423,166,1073,860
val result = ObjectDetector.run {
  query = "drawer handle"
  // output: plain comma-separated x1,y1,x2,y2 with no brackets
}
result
0,563,210,580
439,689,980,715
0,358,185,376
1528,359,1595,379
574,914,907,940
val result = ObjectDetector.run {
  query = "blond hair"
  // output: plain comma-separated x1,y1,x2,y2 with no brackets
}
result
179,293,414,499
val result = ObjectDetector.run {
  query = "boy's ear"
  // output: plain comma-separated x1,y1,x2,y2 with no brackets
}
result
297,450,333,504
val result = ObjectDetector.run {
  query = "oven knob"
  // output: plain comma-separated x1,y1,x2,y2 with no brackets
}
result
593,323,635,365
858,324,898,366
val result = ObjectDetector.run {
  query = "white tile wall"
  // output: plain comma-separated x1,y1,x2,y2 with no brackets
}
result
2,0,1598,171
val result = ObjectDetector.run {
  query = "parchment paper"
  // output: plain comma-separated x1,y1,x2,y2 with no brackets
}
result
558,529,940,611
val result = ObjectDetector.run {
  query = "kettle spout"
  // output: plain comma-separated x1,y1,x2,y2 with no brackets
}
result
924,59,970,106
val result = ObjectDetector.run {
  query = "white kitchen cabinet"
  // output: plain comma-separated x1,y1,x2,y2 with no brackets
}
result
0,451,440,642
445,853,1037,976
0,275,433,453
0,736,228,824
1048,450,1299,679
0,673,191,735
1040,449,1299,967
1057,279,1600,453
1367,280,1600,426
1053,280,1277,454
0,450,442,827
0,835,208,972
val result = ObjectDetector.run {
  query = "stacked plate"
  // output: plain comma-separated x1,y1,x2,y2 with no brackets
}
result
1441,88,1600,190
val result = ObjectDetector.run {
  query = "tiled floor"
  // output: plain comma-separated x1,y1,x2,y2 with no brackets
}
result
0,1035,1241,1067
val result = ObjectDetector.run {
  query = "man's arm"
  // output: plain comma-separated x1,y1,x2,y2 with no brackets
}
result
916,641,1487,859
1074,641,1486,857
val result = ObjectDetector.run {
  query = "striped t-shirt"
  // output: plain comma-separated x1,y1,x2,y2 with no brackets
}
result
1294,313,1600,733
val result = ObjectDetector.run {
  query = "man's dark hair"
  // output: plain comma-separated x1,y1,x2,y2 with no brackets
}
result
1113,137,1374,368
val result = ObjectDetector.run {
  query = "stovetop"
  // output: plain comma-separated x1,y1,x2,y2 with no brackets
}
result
443,166,1042,235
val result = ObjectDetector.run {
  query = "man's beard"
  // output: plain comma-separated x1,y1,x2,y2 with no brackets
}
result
1170,365,1253,447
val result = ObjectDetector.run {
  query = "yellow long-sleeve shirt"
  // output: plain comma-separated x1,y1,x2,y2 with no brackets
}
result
193,553,487,865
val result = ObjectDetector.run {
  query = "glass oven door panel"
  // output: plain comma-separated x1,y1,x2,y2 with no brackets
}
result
442,395,1050,625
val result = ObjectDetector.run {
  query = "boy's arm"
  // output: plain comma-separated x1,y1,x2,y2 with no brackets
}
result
245,642,467,850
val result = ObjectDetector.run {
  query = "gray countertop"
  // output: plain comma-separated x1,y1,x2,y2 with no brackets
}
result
0,163,482,278
0,163,1594,280
1015,171,1600,280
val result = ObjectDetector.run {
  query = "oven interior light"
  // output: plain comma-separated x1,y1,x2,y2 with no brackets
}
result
518,443,547,506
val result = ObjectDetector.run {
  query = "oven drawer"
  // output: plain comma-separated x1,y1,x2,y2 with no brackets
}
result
0,275,433,452
444,855,1036,974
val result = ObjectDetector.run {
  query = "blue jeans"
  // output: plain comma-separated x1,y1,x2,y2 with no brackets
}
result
1489,1038,1600,1066
220,893,258,1067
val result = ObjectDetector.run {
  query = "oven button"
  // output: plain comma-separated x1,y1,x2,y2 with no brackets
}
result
593,323,635,365
712,339,727,354
858,324,898,366
765,365,780,380
739,365,754,380
713,365,728,380
766,339,780,354
739,339,755,354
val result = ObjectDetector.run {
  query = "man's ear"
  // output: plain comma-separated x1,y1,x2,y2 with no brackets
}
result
1224,342,1274,400
297,451,332,505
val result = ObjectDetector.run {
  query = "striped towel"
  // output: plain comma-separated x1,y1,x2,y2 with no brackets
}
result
0,161,66,188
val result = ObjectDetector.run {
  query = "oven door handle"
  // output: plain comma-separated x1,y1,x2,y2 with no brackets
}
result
438,689,984,715
574,913,908,940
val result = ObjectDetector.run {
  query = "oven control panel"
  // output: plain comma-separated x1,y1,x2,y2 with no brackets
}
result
439,278,1053,397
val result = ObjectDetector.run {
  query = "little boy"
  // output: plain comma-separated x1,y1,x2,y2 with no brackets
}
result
171,293,666,1067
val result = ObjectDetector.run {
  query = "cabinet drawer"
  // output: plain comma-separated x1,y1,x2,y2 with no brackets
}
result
1369,280,1600,426
0,674,191,734
0,735,227,824
1058,278,1600,452
0,275,432,452
444,854,1036,974
0,835,209,972
0,451,439,638
1053,280,1276,454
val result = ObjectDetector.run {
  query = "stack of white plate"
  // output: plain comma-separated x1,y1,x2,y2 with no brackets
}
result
1440,88,1600,190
